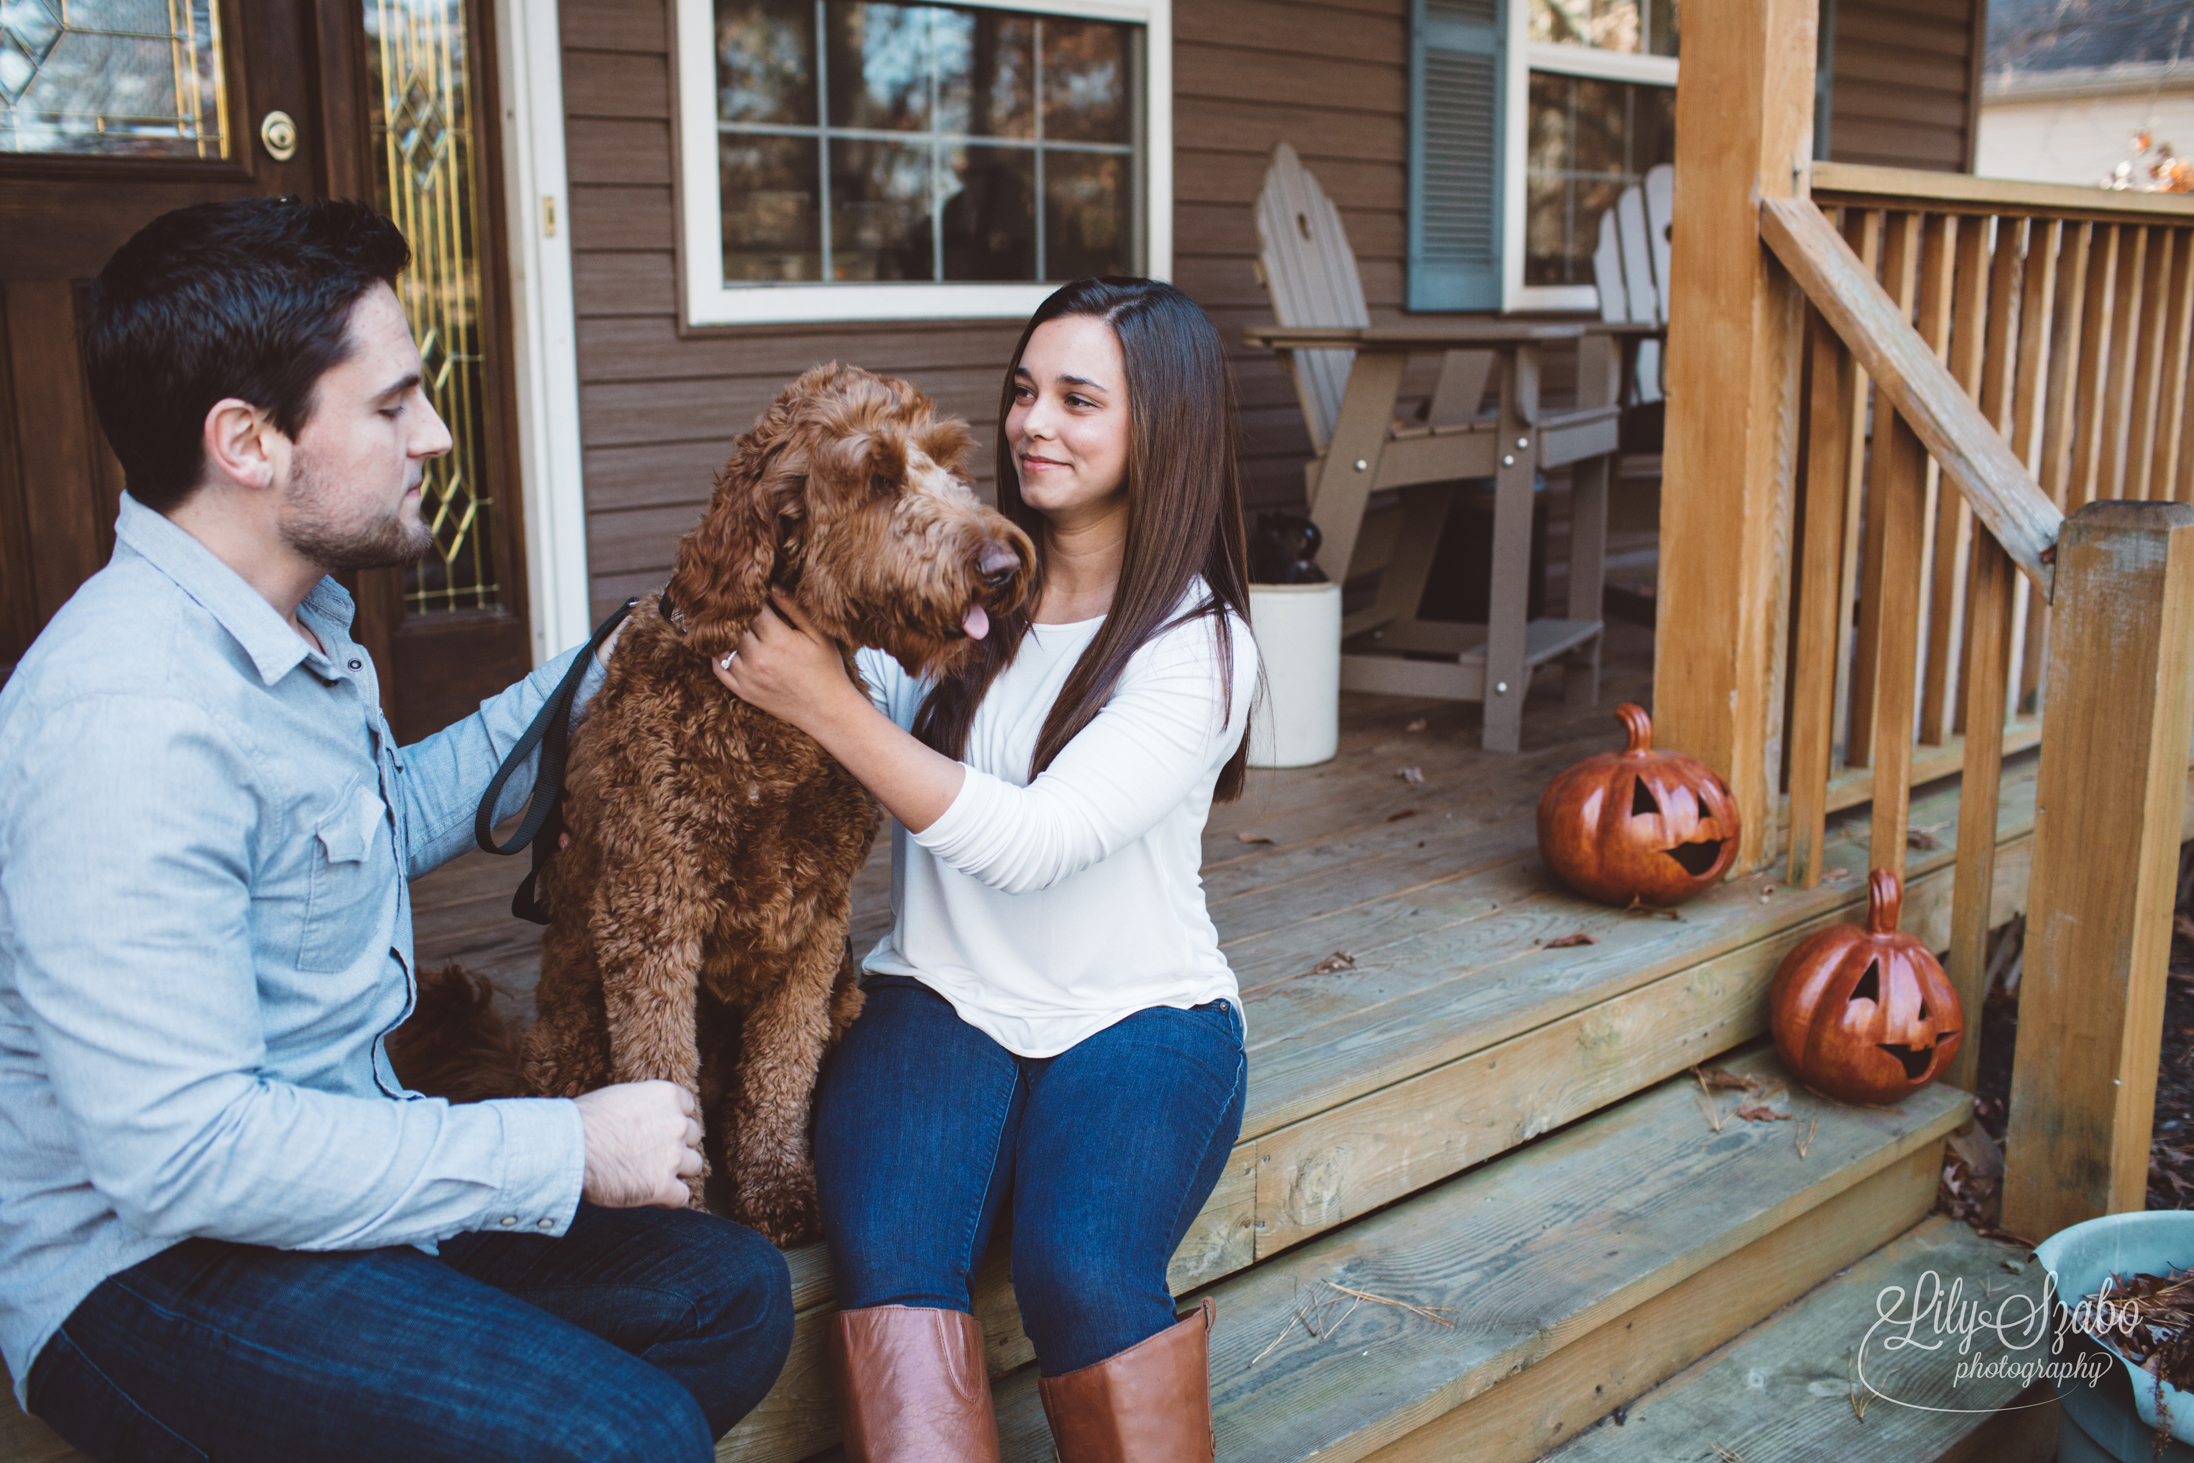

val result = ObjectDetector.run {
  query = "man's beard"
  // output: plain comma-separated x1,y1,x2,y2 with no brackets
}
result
276,446,436,571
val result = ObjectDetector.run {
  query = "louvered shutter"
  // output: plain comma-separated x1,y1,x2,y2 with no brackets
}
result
1408,0,1505,311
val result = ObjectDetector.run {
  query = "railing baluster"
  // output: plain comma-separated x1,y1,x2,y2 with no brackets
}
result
1788,304,1855,888
2100,225,2152,501
1828,210,1884,771
1946,530,2016,1094
2128,228,2174,497
1867,404,1930,879
1923,215,1981,745
2026,221,2095,711
1959,214,2024,737
2006,218,2058,718
1849,211,1923,770
2150,226,2194,501
2071,223,2122,509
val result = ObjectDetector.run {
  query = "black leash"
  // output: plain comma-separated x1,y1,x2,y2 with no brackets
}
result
473,598,638,924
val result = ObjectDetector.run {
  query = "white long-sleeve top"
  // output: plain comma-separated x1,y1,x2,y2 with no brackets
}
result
855,585,1257,1058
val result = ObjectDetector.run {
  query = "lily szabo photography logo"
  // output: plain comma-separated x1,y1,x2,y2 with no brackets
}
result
1854,1268,2111,1413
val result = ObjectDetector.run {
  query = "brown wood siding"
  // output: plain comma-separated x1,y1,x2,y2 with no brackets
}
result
559,0,1417,618
1828,0,1983,173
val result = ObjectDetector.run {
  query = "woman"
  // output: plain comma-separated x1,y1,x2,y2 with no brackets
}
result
716,277,1256,1461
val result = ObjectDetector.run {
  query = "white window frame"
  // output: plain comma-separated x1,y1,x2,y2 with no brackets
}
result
1501,6,1677,313
673,0,1171,327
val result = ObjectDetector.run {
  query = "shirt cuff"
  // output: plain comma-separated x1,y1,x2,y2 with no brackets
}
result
479,1096,586,1236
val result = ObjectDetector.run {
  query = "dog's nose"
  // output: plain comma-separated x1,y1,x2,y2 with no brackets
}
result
977,542,1020,588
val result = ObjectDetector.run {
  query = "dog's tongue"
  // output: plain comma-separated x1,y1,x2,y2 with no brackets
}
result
962,604,991,641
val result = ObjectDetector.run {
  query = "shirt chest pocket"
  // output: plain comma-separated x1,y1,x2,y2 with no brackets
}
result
299,780,392,973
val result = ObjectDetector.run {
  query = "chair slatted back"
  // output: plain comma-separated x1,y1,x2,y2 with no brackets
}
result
1644,163,1675,325
1255,142,1370,452
1590,164,1675,404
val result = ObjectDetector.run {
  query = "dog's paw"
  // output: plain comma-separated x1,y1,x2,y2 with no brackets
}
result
734,1163,821,1248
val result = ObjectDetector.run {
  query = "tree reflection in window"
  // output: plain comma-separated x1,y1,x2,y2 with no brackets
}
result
713,0,1140,285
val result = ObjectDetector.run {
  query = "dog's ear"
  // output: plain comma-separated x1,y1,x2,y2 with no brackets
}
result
666,407,812,658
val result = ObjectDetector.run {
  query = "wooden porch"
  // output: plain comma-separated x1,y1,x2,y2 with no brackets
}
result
0,617,2091,1463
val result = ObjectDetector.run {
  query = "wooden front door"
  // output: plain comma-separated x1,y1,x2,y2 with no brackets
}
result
0,0,531,740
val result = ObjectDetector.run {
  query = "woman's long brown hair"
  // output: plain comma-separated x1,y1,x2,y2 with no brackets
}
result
912,277,1254,803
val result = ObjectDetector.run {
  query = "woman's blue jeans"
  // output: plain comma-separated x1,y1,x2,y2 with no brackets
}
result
814,975,1248,1376
25,1202,793,1462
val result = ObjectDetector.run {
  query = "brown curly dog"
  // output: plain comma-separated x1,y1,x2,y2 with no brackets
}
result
396,364,1033,1246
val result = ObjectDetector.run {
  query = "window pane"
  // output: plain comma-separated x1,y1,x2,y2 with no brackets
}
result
1529,0,1677,56
936,8,1031,138
826,1,929,132
1524,70,1672,286
723,134,823,280
1042,18,1126,144
0,0,228,157
941,144,1033,279
831,137,932,279
1043,149,1126,279
717,0,815,127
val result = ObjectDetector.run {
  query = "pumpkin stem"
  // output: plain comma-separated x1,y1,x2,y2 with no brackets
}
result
1867,869,1903,934
1616,703,1652,753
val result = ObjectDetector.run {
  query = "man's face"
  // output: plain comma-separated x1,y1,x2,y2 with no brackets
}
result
276,282,452,571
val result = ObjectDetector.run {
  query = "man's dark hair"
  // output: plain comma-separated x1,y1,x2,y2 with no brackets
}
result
83,197,410,513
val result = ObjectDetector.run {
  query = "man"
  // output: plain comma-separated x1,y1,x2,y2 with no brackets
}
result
0,197,792,1462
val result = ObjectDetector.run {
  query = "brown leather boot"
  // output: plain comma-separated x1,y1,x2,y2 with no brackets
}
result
829,1305,1002,1463
1038,1297,1217,1462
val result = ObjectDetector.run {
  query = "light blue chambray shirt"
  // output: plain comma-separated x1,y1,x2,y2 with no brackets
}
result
0,494,601,1404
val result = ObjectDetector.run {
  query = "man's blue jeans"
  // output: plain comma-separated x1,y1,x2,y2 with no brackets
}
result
25,1202,793,1462
815,976,1248,1376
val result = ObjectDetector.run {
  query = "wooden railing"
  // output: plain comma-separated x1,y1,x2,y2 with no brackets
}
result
1758,163,2194,1238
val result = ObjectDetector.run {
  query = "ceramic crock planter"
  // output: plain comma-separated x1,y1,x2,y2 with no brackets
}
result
1535,703,1739,906
1768,869,1963,1106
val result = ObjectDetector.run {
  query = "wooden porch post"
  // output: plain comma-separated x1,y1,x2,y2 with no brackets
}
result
2002,500,2194,1240
1653,0,1818,870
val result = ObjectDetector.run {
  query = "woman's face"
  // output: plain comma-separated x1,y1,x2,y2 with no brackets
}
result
1006,314,1131,532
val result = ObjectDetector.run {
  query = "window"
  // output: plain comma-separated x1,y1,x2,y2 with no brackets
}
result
1409,0,1675,313
676,0,1170,326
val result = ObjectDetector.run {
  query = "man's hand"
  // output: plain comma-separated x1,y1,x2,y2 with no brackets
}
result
573,1081,703,1208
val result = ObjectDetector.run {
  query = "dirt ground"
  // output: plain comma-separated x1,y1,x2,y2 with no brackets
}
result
1945,850,2194,1234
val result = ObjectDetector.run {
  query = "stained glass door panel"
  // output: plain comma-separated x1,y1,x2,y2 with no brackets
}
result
0,0,229,157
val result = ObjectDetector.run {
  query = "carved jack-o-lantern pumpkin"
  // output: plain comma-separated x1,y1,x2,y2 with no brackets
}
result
1536,703,1740,906
1769,870,1963,1106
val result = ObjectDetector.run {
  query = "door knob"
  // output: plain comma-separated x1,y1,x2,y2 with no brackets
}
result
260,111,298,162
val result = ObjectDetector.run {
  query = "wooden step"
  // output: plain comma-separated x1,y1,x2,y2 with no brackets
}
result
976,1046,1967,1463
1537,1215,2058,1463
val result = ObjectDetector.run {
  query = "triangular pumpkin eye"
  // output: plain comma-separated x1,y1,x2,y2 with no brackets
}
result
1631,778,1661,818
1852,960,1880,1004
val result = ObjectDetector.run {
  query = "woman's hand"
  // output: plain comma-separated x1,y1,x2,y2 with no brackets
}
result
711,591,862,732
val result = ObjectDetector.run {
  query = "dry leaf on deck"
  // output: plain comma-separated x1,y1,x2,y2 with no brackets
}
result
1735,1103,1792,1123
1396,766,1425,784
1545,932,1596,948
1235,832,1275,845
1693,1066,1761,1092
1386,808,1417,822
1907,829,1941,851
1405,717,1428,732
1311,952,1357,974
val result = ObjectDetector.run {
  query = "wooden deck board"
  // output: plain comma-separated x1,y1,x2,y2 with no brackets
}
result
1540,1214,2048,1462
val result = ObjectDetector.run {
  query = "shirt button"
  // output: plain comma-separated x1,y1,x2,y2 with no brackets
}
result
349,658,363,671
536,1218,554,1230
499,1215,517,1227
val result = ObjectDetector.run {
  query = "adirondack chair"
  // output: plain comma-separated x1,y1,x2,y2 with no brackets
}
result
1593,162,1673,410
1249,142,1624,753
